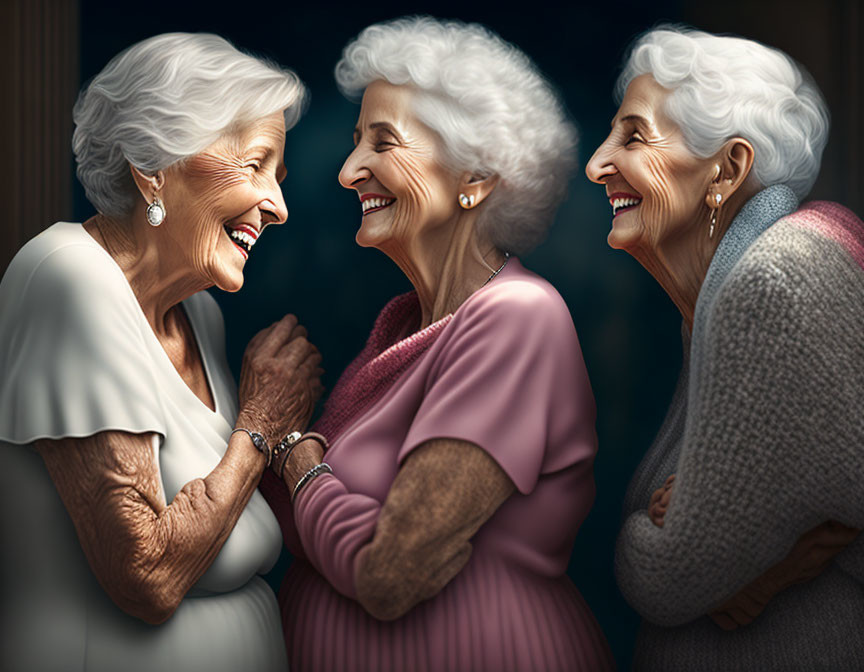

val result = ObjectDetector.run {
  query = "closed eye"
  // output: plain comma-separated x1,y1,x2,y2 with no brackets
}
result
625,134,644,146
374,142,395,153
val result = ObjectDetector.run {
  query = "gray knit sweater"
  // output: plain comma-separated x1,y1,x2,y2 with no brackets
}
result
617,185,864,671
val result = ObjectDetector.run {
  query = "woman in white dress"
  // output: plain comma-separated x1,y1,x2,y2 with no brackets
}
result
0,33,321,672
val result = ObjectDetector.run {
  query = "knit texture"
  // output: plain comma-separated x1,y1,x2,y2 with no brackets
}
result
312,292,452,442
618,188,864,671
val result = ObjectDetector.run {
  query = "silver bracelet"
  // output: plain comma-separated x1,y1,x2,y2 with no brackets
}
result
231,428,271,468
292,463,333,502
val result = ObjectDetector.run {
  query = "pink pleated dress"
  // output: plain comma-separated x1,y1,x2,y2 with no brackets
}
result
260,258,614,671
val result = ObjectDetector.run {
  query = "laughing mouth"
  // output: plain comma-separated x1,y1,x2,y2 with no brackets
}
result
361,195,397,216
224,223,259,259
611,194,643,217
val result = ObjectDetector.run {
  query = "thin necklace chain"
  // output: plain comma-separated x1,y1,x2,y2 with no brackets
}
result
482,252,510,287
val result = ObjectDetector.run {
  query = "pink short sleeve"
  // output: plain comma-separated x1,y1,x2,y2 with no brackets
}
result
400,274,597,494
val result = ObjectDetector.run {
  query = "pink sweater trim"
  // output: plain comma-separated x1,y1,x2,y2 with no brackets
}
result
312,292,452,442
790,201,864,271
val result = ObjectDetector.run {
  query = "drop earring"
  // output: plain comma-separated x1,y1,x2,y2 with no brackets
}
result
146,196,166,227
710,193,722,238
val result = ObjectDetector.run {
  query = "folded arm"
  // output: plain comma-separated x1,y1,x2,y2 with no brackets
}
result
616,260,862,626
285,437,514,620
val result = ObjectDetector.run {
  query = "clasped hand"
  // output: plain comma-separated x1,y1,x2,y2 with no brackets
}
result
648,474,860,630
237,314,324,445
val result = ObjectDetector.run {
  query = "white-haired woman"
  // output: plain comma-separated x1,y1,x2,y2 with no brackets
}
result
0,33,323,672
258,16,614,672
587,25,864,670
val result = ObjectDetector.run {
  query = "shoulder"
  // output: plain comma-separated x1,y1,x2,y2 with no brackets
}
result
5,223,130,311
452,259,577,347
714,209,855,320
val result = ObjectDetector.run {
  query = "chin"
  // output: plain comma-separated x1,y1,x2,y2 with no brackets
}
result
607,217,643,251
210,264,246,293
355,218,392,250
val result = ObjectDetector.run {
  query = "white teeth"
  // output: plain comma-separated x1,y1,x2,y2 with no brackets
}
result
227,227,257,250
362,197,396,213
612,197,642,215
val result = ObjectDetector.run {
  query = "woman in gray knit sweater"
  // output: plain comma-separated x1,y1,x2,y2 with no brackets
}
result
587,26,864,671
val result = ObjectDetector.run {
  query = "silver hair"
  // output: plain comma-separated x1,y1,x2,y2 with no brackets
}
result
616,25,829,200
73,33,307,217
335,16,578,255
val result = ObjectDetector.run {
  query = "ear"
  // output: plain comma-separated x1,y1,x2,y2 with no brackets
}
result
129,164,165,203
457,172,500,210
704,138,755,210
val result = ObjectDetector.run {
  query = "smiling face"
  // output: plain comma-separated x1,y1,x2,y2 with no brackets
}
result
157,112,289,292
586,74,717,252
338,80,462,251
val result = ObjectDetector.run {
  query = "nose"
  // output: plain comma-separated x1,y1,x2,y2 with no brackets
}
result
338,145,371,190
586,138,617,185
259,186,289,226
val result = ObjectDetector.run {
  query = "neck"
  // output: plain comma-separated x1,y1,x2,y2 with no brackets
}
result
379,212,506,329
84,212,207,336
630,199,746,332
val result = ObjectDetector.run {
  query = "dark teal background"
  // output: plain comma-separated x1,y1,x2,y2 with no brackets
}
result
77,2,691,668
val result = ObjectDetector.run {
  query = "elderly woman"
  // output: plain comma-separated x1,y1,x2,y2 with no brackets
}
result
0,33,322,671
258,16,614,672
587,26,864,671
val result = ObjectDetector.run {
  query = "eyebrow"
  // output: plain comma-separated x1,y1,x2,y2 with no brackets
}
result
353,121,402,140
611,114,654,131
247,144,276,158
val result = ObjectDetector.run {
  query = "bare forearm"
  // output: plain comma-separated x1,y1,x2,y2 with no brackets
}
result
354,440,513,620
38,430,266,624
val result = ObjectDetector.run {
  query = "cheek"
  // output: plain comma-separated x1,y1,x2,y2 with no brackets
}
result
390,151,437,212
639,153,697,239
173,165,255,269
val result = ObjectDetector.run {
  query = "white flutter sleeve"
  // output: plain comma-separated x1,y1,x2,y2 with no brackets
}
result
0,226,167,443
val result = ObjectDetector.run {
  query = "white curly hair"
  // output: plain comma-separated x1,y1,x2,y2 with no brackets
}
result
73,33,307,217
617,25,829,200
335,16,578,255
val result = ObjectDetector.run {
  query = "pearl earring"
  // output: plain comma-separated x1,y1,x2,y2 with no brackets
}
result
146,196,166,227
458,193,475,209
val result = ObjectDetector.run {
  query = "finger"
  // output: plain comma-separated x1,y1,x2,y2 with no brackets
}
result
304,350,323,368
709,611,738,631
664,474,676,487
727,606,753,627
243,322,276,357
260,314,299,357
660,488,673,508
288,323,308,342
649,507,665,528
276,335,312,366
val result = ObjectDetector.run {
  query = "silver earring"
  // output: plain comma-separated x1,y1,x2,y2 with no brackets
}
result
709,194,721,239
459,193,475,209
146,196,165,227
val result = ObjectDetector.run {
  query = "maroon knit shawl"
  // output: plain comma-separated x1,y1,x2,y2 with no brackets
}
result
311,291,453,444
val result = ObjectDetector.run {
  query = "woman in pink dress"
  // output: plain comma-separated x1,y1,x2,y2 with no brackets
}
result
259,17,614,671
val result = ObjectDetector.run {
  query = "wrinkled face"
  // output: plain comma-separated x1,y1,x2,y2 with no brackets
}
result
338,80,461,250
159,112,288,292
586,74,715,251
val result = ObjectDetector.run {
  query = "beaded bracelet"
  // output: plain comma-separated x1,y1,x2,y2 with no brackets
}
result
271,431,302,478
273,431,332,480
292,463,333,502
230,428,272,468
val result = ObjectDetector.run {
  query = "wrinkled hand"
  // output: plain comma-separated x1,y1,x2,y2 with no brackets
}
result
649,475,676,528
237,314,324,444
709,520,860,631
